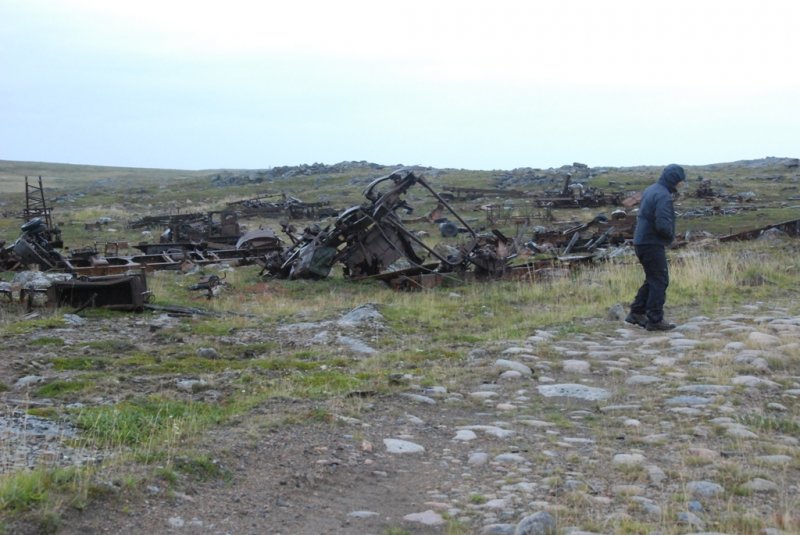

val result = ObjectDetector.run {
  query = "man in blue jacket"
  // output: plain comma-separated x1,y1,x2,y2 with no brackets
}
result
626,164,686,331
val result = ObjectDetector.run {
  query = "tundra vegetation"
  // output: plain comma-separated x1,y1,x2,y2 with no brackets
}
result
0,158,799,534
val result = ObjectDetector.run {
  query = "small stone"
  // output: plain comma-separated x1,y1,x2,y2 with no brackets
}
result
613,453,645,466
462,425,515,438
731,375,780,388
403,510,445,526
400,393,437,404
453,430,477,442
468,452,489,466
348,510,379,518
677,384,732,394
537,384,610,401
686,480,724,497
196,347,220,359
676,511,704,528
470,391,499,399
494,453,527,464
484,498,509,509
62,314,86,325
747,331,781,346
687,500,704,513
515,511,556,535
499,370,524,380
742,478,778,492
14,375,44,388
482,524,516,535
666,395,712,405
687,448,718,460
646,464,667,486
494,359,534,376
725,425,758,439
625,375,662,386
755,455,792,465
383,438,425,454
562,360,591,374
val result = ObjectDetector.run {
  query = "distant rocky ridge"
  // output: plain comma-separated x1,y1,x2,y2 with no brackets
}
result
208,157,799,189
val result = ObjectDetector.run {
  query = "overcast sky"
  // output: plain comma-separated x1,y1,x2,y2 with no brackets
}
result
1,0,798,171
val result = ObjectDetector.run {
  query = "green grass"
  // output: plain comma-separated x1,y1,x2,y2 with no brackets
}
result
737,414,800,435
1,316,65,337
291,370,362,397
0,466,82,514
172,454,231,483
73,397,228,448
35,379,91,398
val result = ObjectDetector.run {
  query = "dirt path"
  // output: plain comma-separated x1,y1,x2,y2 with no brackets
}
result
58,399,477,535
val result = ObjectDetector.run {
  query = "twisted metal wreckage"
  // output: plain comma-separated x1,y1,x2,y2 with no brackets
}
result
5,170,796,311
258,170,517,285
0,170,636,309
254,170,633,289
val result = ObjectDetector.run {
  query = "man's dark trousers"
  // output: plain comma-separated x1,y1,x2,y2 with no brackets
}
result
631,244,669,324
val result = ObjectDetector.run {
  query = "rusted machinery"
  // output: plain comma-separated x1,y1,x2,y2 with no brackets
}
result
0,217,283,277
128,210,244,248
258,170,519,281
227,193,339,219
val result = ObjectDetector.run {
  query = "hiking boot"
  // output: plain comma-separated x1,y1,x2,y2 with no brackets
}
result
645,319,676,331
625,312,647,328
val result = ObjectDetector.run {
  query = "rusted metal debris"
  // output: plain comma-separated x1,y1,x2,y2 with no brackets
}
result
694,179,716,198
4,172,799,299
719,217,800,242
441,175,624,209
525,211,637,257
128,210,243,248
253,171,652,289
0,217,282,277
22,176,63,249
47,272,150,311
227,193,339,219
188,273,227,299
4,218,67,272
1,270,149,312
258,170,520,281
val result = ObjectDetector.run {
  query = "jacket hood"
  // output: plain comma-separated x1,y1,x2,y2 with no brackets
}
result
658,164,686,192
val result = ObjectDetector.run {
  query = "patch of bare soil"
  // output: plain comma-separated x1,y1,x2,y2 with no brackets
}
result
56,397,483,535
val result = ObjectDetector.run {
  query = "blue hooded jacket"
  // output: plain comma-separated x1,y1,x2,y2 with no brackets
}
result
633,164,686,246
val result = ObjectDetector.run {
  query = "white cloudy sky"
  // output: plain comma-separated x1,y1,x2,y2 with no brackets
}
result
1,0,798,170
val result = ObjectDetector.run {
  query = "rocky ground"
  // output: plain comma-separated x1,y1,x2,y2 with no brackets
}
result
2,300,800,534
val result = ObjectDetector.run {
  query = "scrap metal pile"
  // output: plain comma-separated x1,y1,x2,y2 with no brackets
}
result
4,169,797,305
0,170,641,299
442,174,625,208
255,170,620,289
0,216,283,277
257,170,522,283
128,210,243,248
227,193,339,219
